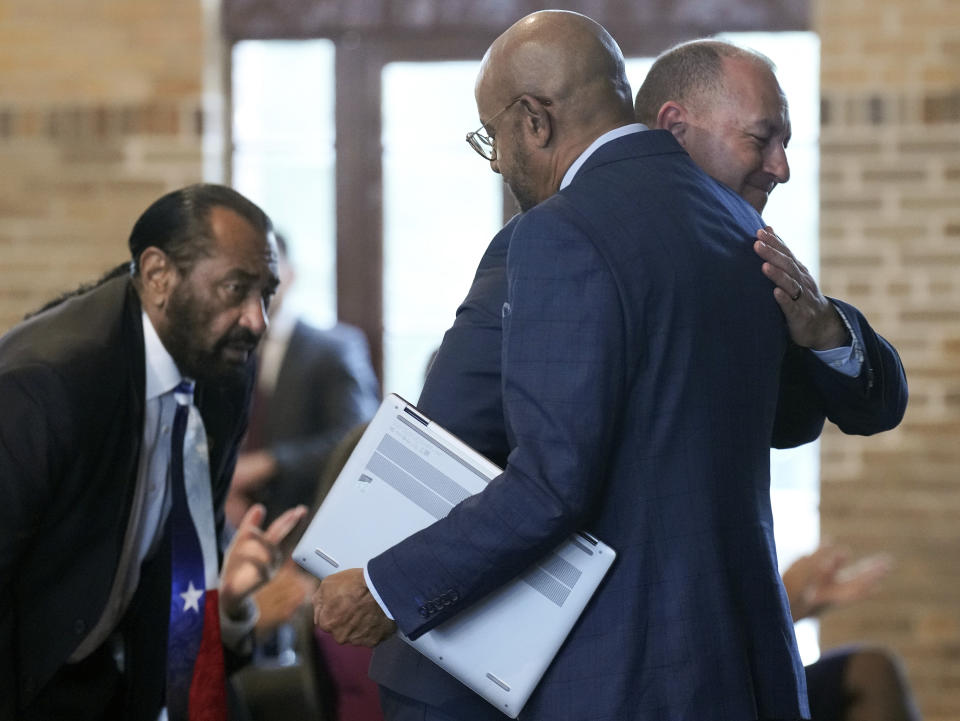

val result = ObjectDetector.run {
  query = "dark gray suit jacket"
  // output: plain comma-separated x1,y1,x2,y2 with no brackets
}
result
249,320,380,524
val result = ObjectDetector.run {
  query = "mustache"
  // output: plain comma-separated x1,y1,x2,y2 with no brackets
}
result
217,326,261,351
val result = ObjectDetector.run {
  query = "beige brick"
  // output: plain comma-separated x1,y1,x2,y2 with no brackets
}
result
861,167,927,183
821,65,874,87
898,138,960,154
900,249,960,266
1,0,959,713
862,37,931,57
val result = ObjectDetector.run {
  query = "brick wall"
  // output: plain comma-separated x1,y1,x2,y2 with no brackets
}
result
815,0,960,717
0,0,208,331
2,0,958,715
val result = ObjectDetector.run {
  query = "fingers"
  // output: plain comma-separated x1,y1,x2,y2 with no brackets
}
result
760,257,805,306
754,229,817,315
264,504,308,546
313,586,324,626
816,545,850,571
226,549,273,586
223,507,302,591
238,502,267,532
231,504,307,568
760,226,784,249
312,570,397,647
317,604,395,646
835,553,894,586
755,235,798,277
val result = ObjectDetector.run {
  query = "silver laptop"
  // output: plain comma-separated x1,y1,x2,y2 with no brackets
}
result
292,393,616,718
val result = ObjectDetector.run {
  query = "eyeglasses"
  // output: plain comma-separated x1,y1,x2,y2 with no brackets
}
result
465,97,523,161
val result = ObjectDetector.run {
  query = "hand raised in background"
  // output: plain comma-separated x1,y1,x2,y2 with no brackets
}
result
782,544,893,623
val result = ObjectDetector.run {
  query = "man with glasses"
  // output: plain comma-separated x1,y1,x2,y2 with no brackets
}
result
309,10,886,720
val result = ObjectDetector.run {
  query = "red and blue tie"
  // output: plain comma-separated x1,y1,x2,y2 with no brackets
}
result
166,380,228,721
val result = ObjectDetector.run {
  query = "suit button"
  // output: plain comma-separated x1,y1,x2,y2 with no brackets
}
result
73,619,87,635
418,605,430,618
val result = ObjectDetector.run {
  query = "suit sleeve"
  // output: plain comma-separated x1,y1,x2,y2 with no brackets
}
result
0,367,69,718
771,297,908,448
417,219,515,466
368,203,626,639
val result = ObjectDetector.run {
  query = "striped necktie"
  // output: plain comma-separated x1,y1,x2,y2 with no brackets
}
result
166,380,228,721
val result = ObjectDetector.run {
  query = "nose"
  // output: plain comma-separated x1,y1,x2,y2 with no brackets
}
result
240,294,268,336
767,144,790,185
490,156,501,175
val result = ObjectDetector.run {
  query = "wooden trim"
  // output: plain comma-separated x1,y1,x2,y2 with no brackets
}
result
224,0,809,44
334,35,386,381
223,0,810,381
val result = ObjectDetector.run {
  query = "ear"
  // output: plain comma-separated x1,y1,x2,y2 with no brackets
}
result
656,101,688,145
517,95,553,149
137,246,179,310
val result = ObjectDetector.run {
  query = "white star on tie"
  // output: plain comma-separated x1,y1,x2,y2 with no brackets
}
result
180,581,204,613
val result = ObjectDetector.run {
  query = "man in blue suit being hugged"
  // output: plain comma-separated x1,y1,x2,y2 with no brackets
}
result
312,11,896,720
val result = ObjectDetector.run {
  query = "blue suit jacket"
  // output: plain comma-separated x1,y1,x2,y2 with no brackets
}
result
369,130,906,720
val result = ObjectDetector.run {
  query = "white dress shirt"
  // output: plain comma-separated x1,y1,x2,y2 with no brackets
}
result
70,310,254,664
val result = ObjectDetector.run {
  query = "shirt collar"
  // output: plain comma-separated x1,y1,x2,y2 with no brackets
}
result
560,122,648,190
142,309,184,401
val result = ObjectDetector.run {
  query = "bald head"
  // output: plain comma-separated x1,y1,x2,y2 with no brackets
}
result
474,11,634,210
478,11,633,135
634,39,776,126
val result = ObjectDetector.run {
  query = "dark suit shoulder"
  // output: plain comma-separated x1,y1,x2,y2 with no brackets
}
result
1,276,139,371
567,129,763,232
0,276,144,415
287,321,376,388
294,320,368,354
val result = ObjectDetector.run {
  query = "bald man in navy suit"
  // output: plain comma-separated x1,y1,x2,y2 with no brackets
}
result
314,14,906,721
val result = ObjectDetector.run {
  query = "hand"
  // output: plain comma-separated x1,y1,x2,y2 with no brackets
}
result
231,450,278,493
219,503,308,620
754,227,848,350
782,545,893,622
253,559,319,632
312,568,397,647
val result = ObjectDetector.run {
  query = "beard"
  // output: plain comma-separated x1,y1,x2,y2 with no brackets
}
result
504,133,540,212
507,180,539,213
161,283,259,384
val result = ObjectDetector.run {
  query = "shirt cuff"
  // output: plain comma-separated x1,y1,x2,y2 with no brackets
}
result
810,303,864,378
364,563,395,621
219,595,259,653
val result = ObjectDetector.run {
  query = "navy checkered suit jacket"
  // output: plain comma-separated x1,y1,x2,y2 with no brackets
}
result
370,130,904,720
